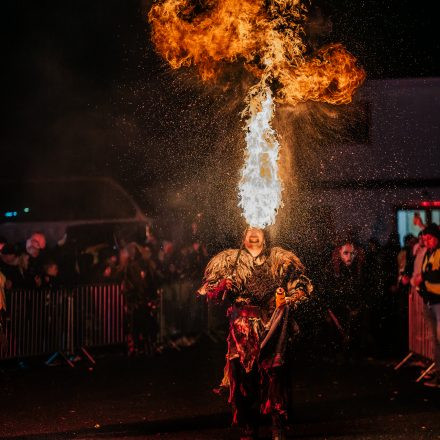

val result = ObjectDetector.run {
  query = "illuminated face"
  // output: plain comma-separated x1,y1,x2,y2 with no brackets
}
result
244,228,265,249
26,238,41,257
423,234,439,251
31,233,46,250
339,243,356,266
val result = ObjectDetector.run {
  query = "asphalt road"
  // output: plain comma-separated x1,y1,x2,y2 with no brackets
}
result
0,336,439,440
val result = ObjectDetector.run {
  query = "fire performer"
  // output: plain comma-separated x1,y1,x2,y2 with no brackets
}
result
198,227,313,440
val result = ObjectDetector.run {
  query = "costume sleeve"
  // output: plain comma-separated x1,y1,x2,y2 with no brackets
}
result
197,249,239,300
198,278,230,301
270,247,313,307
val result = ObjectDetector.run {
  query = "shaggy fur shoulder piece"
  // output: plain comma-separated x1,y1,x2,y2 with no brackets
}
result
268,246,305,280
202,248,255,288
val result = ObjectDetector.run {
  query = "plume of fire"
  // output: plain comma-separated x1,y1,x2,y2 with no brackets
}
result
238,81,282,228
148,0,365,227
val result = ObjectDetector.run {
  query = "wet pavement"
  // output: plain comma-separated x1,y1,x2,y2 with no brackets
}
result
1,336,440,440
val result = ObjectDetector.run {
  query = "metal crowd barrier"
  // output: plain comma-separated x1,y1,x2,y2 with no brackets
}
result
394,286,435,380
408,287,435,361
0,285,124,361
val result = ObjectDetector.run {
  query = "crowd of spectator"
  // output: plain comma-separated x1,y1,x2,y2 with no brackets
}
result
0,222,209,357
310,220,440,387
0,229,208,292
1,216,439,385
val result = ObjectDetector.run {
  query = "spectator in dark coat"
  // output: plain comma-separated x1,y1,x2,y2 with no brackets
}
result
324,240,367,360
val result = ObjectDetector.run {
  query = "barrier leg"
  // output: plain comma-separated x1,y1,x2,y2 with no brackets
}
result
394,352,414,370
416,362,436,383
59,351,75,368
46,351,75,368
80,347,96,365
45,351,59,365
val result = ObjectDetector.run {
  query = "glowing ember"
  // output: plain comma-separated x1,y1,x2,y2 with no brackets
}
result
239,83,281,228
148,0,365,227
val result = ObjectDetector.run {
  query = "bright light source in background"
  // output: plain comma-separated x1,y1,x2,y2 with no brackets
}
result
432,210,440,225
397,209,426,247
3,208,30,217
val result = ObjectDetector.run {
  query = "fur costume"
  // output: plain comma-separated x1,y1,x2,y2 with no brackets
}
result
199,246,312,301
199,245,313,429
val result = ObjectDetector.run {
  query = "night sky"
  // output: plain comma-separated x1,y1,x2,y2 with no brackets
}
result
2,0,438,214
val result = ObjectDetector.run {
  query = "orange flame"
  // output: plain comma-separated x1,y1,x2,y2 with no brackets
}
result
149,0,273,81
148,0,365,105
